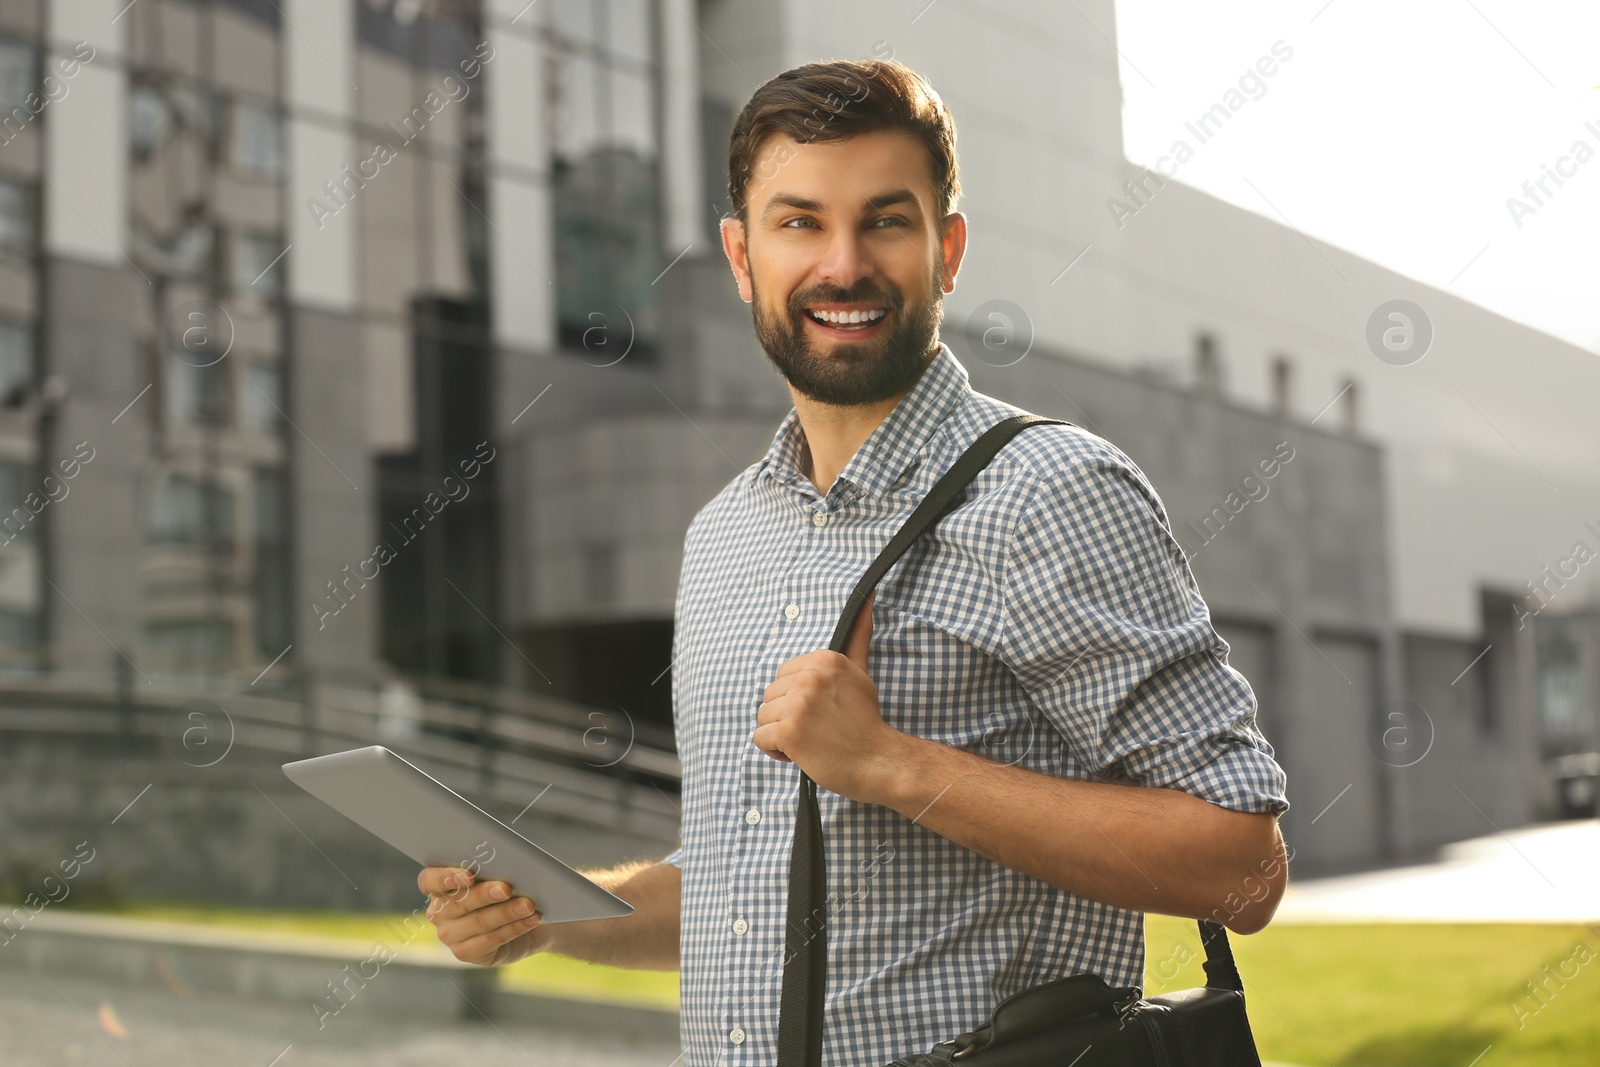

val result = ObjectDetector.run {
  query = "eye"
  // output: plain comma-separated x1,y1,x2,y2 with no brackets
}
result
781,217,819,229
872,216,909,228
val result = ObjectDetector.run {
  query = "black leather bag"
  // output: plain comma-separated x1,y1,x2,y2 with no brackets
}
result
773,414,1265,1067
881,919,1262,1065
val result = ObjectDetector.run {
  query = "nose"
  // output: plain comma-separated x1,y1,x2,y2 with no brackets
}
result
813,225,876,294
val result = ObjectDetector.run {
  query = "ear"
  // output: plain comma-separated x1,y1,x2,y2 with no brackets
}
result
720,215,754,303
937,211,968,295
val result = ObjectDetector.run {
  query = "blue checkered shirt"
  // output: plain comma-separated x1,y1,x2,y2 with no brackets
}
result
660,343,1288,1066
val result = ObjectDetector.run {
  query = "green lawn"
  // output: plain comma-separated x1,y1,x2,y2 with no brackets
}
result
99,905,1600,1063
96,904,682,1009
1146,915,1600,1067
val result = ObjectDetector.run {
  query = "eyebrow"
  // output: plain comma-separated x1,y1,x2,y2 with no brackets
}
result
760,188,923,221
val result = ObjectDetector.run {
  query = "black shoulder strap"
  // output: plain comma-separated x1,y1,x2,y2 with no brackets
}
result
776,413,1069,1067
824,414,1070,655
1199,918,1244,991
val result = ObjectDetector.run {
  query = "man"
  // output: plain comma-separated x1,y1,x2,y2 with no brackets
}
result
421,57,1289,1065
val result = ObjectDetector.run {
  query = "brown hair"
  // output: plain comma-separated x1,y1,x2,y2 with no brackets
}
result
726,57,961,226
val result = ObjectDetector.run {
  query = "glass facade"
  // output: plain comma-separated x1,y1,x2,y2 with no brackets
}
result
1535,614,1595,759
0,176,30,256
546,0,664,363
0,0,667,698
0,20,38,664
0,317,28,401
123,0,285,676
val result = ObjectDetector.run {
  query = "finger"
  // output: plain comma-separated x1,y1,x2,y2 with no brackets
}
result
843,590,874,670
756,695,789,726
445,910,547,965
750,723,793,762
418,866,475,898
773,652,829,679
428,879,513,923
766,667,821,705
437,895,541,945
428,879,515,923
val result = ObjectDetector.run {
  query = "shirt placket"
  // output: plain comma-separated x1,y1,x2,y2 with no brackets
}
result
722,487,835,1065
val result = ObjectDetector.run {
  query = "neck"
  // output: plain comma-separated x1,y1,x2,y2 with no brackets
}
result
795,348,937,495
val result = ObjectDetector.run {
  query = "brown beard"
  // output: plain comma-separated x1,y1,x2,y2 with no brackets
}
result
751,260,945,407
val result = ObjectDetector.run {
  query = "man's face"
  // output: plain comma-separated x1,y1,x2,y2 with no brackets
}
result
722,130,967,408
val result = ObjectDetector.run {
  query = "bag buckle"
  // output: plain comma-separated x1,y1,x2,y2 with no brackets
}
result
1112,987,1143,1022
948,1026,991,1059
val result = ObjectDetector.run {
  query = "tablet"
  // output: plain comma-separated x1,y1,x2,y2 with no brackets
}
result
282,745,634,924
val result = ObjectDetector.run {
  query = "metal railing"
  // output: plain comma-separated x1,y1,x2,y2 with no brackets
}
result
0,660,682,841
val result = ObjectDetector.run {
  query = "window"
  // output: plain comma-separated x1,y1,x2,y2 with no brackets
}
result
0,319,30,403
1535,617,1591,756
169,83,219,145
148,476,234,545
0,608,38,650
231,99,283,178
144,618,235,669
0,38,32,113
389,0,426,25
0,460,35,544
130,79,217,160
233,232,285,299
165,351,230,424
242,361,284,431
1194,331,1222,397
0,178,30,257
129,85,172,158
1271,355,1292,419
252,467,291,656
218,0,280,25
158,221,216,277
547,0,663,363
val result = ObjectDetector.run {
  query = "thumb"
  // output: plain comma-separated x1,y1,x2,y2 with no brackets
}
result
843,590,874,671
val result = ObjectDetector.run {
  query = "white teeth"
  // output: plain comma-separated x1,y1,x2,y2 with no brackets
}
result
810,308,887,325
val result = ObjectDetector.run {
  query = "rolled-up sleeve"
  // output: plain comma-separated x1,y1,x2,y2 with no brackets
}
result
998,443,1289,816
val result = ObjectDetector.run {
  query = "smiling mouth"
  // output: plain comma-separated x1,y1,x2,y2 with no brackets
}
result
802,307,891,333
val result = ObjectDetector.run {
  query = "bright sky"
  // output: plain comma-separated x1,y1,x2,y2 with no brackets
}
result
1113,0,1600,354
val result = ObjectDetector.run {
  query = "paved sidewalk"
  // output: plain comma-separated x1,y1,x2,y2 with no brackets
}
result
1274,819,1600,924
0,905,678,1040
0,968,679,1067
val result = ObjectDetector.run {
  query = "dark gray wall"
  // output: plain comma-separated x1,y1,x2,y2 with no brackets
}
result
42,256,148,671
289,307,379,681
0,739,674,912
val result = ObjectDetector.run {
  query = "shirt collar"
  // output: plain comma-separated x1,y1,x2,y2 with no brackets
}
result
754,341,972,502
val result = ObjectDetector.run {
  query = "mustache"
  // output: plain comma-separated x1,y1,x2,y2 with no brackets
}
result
790,289,901,312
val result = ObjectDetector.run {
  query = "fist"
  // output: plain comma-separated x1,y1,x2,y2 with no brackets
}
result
752,590,907,803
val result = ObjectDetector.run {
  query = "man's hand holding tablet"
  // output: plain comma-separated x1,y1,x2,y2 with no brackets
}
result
283,747,681,971
418,865,553,967
419,859,681,970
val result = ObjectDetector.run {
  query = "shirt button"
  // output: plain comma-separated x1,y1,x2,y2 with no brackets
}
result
730,1027,746,1045
732,917,749,935
745,808,762,826
811,509,829,527
784,603,800,621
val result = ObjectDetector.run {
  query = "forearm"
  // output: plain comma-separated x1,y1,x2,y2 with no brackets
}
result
544,860,681,970
873,733,1286,932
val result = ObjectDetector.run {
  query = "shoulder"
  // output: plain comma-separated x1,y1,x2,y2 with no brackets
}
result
941,392,1163,519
